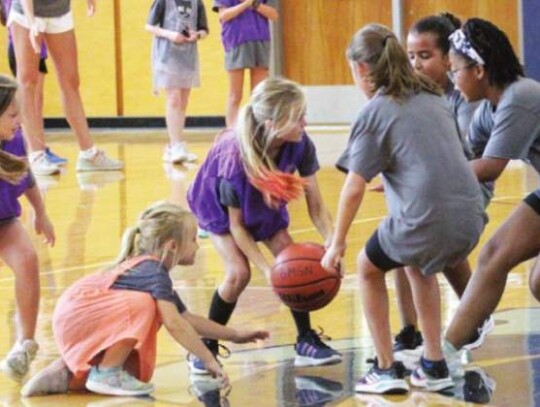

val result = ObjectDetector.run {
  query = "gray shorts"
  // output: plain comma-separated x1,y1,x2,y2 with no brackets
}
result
225,41,270,70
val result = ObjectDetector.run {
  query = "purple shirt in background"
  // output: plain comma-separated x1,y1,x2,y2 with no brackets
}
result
4,0,48,59
212,0,274,52
187,130,319,241
0,129,34,220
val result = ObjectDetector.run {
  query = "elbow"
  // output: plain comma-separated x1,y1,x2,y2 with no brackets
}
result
268,11,279,21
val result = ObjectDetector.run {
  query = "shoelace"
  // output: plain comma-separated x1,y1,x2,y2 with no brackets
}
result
187,343,232,363
365,357,410,377
306,327,333,349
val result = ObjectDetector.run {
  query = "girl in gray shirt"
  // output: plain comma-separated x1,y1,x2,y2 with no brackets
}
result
321,23,485,395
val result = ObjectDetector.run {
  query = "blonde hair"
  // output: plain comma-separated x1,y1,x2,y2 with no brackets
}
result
113,201,197,267
235,77,307,202
0,74,28,185
236,77,306,179
346,24,441,99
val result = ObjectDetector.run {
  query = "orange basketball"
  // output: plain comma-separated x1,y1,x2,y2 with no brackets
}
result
271,242,341,312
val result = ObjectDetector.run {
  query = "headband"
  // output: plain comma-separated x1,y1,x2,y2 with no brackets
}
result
449,29,485,65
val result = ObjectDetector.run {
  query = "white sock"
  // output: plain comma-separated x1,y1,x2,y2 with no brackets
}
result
80,146,98,159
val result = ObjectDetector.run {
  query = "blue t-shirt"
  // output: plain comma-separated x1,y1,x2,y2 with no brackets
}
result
112,259,187,313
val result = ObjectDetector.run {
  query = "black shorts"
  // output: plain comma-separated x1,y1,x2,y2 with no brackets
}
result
365,229,404,272
524,190,540,216
8,43,48,77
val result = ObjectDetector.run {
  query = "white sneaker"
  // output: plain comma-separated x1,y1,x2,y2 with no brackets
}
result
20,358,70,397
76,149,124,172
162,143,197,164
30,152,61,176
462,315,495,351
1,339,39,379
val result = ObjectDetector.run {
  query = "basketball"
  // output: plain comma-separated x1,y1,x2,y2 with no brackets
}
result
271,242,341,312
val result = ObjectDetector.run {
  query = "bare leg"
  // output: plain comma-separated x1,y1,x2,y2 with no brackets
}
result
45,31,93,150
405,267,442,361
225,69,245,128
394,267,418,328
446,202,540,349
0,221,40,340
11,23,46,152
358,250,393,368
249,67,268,91
99,339,138,369
165,88,191,144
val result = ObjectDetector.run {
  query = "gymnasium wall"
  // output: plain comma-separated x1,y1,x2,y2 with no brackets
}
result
0,0,523,121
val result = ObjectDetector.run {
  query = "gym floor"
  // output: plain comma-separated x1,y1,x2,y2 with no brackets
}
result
0,127,538,406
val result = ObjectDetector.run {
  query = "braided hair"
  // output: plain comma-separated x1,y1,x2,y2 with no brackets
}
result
461,18,524,87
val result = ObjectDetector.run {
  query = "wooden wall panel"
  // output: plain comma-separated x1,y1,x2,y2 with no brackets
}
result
404,0,520,56
281,0,392,86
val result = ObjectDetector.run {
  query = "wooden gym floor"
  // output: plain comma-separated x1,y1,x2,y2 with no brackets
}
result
0,127,538,407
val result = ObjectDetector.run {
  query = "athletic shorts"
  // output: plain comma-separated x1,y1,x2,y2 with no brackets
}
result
8,9,74,34
0,217,17,228
524,190,540,216
365,229,404,272
8,43,47,76
225,40,270,70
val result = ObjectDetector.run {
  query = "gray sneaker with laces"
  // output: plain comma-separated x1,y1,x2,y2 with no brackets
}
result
85,366,154,396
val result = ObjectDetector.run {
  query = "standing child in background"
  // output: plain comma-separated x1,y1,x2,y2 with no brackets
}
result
213,0,278,127
1,0,66,171
321,24,485,394
390,12,493,361
440,18,540,374
0,74,55,379
187,77,342,375
21,201,268,397
8,0,123,174
146,0,209,164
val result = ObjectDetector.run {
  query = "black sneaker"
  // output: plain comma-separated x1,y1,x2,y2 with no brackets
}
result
294,330,342,367
411,357,453,392
393,325,423,352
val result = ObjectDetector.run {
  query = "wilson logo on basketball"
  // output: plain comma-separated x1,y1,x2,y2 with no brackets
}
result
278,290,325,304
279,265,314,279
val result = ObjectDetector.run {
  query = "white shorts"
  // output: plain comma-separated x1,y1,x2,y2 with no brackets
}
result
7,9,74,34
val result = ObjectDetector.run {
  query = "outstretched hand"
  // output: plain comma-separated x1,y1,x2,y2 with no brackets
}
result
321,243,345,273
205,359,230,388
232,329,270,344
34,212,55,247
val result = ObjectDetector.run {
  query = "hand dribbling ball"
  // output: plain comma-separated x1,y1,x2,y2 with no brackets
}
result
271,242,341,312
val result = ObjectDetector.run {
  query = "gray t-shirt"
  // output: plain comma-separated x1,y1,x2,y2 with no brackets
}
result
147,0,208,90
112,259,187,314
337,90,485,275
469,77,540,175
12,0,70,18
444,81,480,146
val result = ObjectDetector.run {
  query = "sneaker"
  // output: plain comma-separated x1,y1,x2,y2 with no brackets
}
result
410,357,453,392
30,152,61,176
458,366,496,404
20,358,71,397
76,149,124,172
85,366,154,396
44,147,68,165
462,316,495,351
442,340,465,379
162,143,197,164
355,361,409,394
198,227,210,239
190,375,230,407
393,325,423,352
0,339,39,379
295,375,343,406
294,330,342,367
188,343,230,375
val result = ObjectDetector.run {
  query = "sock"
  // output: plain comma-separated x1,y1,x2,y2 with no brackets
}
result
205,290,236,352
80,146,98,159
291,310,311,338
442,339,459,355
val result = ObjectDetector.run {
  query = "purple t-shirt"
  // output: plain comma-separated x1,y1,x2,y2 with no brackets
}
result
187,130,319,241
212,0,276,52
0,128,34,220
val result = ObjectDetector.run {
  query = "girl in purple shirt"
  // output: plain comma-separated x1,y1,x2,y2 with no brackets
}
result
213,0,278,127
0,74,55,379
188,77,342,373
